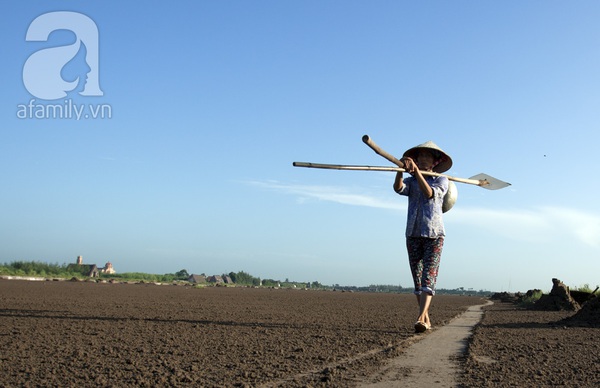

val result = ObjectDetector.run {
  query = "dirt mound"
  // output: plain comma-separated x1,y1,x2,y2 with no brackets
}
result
490,291,521,303
531,278,580,311
570,289,597,306
563,296,600,327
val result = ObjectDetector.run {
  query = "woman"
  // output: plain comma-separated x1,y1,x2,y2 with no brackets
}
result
393,141,452,333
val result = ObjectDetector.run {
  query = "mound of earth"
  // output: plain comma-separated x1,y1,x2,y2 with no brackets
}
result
490,291,521,303
531,278,579,311
570,289,598,306
563,295,600,327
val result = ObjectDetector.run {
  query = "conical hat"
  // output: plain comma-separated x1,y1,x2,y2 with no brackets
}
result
403,140,452,173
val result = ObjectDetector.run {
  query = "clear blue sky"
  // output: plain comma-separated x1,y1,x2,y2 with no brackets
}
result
1,1,599,292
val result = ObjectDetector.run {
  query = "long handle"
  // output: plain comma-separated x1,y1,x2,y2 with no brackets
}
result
362,135,405,168
362,134,483,186
293,135,511,190
293,162,483,186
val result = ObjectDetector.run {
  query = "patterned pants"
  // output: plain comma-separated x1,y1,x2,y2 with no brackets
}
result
406,237,444,295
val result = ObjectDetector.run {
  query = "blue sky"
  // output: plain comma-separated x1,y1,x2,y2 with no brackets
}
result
1,1,599,292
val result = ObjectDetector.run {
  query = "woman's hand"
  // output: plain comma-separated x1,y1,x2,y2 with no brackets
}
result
400,157,418,174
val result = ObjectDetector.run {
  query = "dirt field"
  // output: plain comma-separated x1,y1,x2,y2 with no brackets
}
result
460,301,600,387
0,279,481,387
3,279,599,387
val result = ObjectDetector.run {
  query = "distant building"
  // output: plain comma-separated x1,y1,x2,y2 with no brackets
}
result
67,263,99,277
207,275,224,284
86,265,100,277
68,256,115,277
188,274,206,284
100,262,116,274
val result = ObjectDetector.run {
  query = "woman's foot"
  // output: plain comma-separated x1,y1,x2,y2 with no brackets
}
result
414,321,428,333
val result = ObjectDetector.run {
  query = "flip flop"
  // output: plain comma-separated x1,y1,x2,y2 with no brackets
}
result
414,321,428,333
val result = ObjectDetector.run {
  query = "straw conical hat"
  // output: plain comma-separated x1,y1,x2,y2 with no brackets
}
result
403,140,452,173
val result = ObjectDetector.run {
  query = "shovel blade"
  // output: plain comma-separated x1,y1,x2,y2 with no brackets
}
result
469,173,511,190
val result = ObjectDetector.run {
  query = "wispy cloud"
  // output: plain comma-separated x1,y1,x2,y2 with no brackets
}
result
248,180,402,210
449,206,600,247
249,180,600,248
542,207,600,247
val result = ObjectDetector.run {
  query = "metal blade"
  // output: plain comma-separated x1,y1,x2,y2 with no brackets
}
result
468,173,511,190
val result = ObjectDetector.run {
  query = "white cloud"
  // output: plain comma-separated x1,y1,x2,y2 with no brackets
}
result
249,180,600,248
539,206,600,247
449,206,600,248
248,180,403,210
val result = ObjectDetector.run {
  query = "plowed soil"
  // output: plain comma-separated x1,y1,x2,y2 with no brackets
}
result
4,280,598,387
460,301,600,387
0,279,481,387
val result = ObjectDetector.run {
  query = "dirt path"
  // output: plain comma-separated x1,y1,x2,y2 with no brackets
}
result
359,300,492,387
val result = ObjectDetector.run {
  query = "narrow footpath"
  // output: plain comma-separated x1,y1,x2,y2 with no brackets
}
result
359,300,493,387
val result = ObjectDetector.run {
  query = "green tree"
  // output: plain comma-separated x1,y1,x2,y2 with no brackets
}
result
228,271,237,283
231,271,258,286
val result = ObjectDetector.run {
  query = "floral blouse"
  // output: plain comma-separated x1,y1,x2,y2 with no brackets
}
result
396,175,448,238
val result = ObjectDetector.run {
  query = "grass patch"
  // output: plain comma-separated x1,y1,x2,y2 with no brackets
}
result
572,283,598,294
519,289,543,306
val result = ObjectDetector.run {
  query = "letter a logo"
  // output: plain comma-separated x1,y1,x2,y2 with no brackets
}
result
23,11,103,100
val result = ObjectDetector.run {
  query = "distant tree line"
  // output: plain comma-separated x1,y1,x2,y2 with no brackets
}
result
227,270,260,286
0,261,192,282
332,284,493,296
226,271,319,289
0,262,318,287
0,260,78,278
1,260,491,294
